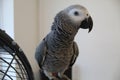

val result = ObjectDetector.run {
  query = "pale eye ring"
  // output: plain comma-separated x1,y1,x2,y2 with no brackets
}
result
74,11,79,16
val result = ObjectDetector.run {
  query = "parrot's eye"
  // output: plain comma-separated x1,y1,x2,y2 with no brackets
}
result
74,11,79,16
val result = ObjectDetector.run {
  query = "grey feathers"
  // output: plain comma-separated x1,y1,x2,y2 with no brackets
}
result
35,4,93,80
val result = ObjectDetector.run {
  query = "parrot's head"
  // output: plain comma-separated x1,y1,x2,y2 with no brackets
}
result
53,4,93,34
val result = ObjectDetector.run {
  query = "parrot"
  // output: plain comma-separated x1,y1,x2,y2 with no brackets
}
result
35,4,93,80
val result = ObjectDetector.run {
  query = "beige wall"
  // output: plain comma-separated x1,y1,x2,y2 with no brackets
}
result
14,0,40,80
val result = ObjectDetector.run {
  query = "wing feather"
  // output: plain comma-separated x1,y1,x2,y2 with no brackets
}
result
35,38,47,68
69,42,79,67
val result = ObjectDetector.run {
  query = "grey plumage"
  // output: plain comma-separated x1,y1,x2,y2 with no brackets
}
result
35,4,93,80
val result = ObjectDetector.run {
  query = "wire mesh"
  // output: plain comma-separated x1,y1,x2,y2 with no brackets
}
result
0,29,34,80
0,50,28,80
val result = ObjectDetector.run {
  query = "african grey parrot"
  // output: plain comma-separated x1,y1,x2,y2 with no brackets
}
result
35,5,93,80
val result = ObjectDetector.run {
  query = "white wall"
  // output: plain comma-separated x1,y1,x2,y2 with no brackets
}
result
0,0,3,27
0,0,14,38
14,0,40,80
39,0,120,80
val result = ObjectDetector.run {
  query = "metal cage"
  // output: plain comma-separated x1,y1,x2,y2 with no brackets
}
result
0,29,34,80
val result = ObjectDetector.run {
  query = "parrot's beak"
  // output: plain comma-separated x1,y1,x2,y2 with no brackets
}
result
80,16,93,33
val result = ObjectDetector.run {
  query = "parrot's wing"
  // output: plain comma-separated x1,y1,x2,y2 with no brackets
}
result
35,38,47,68
69,42,79,67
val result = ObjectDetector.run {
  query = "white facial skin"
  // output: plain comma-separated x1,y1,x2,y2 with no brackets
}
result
64,5,90,24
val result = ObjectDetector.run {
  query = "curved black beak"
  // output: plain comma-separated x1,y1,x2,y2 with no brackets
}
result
80,16,93,33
